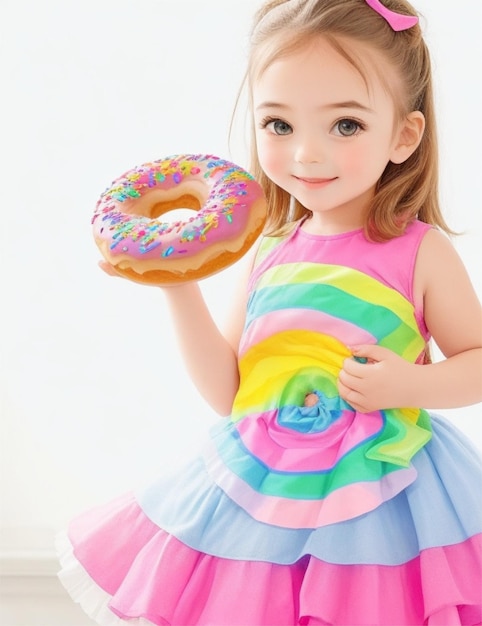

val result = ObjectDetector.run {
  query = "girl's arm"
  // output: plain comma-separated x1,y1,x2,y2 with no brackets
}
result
412,229,482,407
338,229,482,412
161,244,258,416
161,272,249,417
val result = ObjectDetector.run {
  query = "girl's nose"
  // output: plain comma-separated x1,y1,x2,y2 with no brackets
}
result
294,136,325,164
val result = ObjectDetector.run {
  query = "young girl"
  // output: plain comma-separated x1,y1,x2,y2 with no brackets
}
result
58,0,482,624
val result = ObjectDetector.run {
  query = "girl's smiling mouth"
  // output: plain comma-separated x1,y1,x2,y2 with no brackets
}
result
293,175,337,187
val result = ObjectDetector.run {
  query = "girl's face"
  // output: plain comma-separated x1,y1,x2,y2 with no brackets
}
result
252,37,407,234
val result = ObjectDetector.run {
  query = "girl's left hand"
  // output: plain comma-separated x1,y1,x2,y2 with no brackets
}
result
338,345,416,412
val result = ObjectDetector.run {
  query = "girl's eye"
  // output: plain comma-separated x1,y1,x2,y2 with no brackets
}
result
261,118,293,136
333,119,364,137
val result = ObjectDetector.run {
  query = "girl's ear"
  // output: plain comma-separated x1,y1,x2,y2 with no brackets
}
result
390,111,425,164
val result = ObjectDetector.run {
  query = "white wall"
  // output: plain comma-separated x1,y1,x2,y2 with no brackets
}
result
1,0,480,551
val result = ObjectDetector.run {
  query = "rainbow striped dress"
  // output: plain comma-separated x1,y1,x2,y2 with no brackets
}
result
58,219,482,625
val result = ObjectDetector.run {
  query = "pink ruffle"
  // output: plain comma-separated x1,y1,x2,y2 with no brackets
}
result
300,539,482,625
60,492,482,626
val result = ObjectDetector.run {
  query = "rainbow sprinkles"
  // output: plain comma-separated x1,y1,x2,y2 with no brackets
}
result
91,154,267,284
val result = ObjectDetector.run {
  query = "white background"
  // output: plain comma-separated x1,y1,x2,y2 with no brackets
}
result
1,0,480,545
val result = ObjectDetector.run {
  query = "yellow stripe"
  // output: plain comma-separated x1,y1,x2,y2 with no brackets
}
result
232,330,349,420
253,235,287,268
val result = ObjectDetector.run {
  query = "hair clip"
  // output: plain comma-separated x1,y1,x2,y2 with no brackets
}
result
364,0,418,31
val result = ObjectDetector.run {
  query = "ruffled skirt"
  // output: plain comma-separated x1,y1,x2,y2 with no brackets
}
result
57,415,482,625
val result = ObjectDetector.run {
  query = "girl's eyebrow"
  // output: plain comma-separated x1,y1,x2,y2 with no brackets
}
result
254,102,290,111
255,100,374,113
326,100,375,113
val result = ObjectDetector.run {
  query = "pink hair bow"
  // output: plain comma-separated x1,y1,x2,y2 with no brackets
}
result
364,0,418,31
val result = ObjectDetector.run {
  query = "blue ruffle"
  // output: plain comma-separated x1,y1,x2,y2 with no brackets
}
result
136,414,482,566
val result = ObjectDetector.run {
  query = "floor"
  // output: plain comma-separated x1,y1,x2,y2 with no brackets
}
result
0,574,96,626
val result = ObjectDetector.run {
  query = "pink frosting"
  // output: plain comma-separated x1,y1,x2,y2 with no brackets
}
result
92,154,265,265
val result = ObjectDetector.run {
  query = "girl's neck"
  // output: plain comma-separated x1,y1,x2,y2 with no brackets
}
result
300,212,365,236
297,189,372,236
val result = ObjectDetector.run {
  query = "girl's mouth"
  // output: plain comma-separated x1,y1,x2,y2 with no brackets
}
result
294,176,337,187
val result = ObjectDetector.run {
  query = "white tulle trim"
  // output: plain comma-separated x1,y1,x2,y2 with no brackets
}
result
56,531,156,626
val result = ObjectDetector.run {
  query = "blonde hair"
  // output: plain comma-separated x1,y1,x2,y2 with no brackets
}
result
239,0,453,240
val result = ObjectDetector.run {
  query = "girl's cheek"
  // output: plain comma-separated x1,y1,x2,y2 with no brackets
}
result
336,145,367,174
257,142,283,177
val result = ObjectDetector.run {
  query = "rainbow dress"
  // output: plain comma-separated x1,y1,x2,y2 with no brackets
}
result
58,219,482,625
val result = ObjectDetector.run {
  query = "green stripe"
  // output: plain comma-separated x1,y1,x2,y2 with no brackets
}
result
247,283,422,358
214,422,401,499
256,262,418,334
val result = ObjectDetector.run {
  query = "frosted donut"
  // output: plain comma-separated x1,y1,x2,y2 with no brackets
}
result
92,154,266,285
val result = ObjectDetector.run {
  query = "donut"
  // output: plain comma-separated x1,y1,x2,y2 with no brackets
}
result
92,154,267,285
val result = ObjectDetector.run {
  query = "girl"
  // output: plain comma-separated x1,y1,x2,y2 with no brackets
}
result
58,0,482,624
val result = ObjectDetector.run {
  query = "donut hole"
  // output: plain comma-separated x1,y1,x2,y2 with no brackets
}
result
147,193,203,227
158,207,199,226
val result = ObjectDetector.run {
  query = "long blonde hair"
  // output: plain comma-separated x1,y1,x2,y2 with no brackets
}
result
239,0,453,240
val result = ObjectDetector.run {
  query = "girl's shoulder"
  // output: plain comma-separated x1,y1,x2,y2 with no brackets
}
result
413,225,468,301
254,233,289,268
252,222,299,269
413,225,481,358
388,219,433,253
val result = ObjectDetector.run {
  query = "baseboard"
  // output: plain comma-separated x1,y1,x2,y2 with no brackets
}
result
0,550,58,579
0,527,95,625
0,526,57,576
